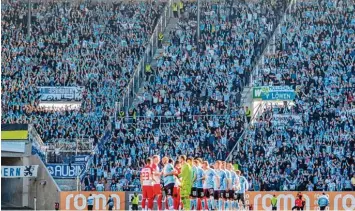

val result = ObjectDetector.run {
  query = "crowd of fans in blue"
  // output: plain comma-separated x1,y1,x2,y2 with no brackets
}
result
2,0,355,192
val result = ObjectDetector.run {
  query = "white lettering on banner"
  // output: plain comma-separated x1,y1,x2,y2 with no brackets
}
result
74,194,86,210
38,86,84,102
255,89,263,98
334,194,355,210
272,93,292,99
47,164,84,178
65,193,121,210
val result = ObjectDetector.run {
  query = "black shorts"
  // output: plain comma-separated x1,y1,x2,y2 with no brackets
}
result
164,183,174,196
205,188,214,198
220,190,227,199
190,187,198,197
197,188,204,198
236,193,245,202
213,190,220,200
224,190,234,199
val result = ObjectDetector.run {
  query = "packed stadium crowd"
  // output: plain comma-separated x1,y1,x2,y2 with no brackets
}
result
2,0,355,196
1,0,165,142
245,0,355,191
82,0,292,191
83,0,355,193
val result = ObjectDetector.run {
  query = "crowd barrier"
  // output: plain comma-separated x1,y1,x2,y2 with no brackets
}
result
60,191,355,210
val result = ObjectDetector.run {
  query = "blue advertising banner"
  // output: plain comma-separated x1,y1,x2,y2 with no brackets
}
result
72,155,89,164
261,91,296,101
46,164,85,178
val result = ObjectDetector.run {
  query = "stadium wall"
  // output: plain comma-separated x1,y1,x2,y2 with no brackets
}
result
27,155,61,210
1,157,26,207
59,191,355,210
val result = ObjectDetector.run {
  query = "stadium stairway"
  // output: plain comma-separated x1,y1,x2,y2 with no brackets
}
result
132,17,179,108
251,1,294,86
240,86,253,108
150,17,179,71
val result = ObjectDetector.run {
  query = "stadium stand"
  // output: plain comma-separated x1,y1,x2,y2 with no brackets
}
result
2,0,354,194
1,0,166,143
242,0,355,191
80,0,294,191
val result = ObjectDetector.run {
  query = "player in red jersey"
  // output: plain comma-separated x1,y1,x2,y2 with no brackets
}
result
141,158,154,211
152,155,163,210
173,160,182,210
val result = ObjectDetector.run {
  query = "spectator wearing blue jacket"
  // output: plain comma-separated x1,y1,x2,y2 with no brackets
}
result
318,193,329,211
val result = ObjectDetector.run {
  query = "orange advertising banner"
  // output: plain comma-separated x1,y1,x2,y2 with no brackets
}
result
60,191,354,210
247,191,355,211
60,191,125,210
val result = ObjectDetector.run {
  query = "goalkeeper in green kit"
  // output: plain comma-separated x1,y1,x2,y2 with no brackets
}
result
178,155,193,210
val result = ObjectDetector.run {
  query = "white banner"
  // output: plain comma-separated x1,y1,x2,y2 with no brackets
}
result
272,114,302,126
1,165,39,178
38,86,84,102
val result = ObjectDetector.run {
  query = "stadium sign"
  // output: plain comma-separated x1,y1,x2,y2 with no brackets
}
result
59,191,355,210
72,155,90,164
1,165,38,178
272,114,302,128
38,86,84,102
253,86,295,100
60,191,125,210
248,192,355,211
46,164,85,178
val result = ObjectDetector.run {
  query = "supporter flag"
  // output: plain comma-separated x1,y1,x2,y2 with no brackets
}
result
1,124,28,140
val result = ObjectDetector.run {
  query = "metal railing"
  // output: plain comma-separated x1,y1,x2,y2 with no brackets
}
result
117,0,173,114
249,0,294,86
225,103,262,162
28,124,47,162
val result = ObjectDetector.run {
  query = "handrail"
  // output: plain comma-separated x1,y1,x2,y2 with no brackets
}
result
250,0,293,86
225,103,262,162
116,0,173,113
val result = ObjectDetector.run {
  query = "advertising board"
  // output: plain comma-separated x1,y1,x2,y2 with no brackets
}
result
60,191,125,210
59,191,355,210
46,164,85,178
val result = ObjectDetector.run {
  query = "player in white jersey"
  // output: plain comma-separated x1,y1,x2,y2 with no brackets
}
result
152,155,163,210
227,163,239,210
141,158,154,211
